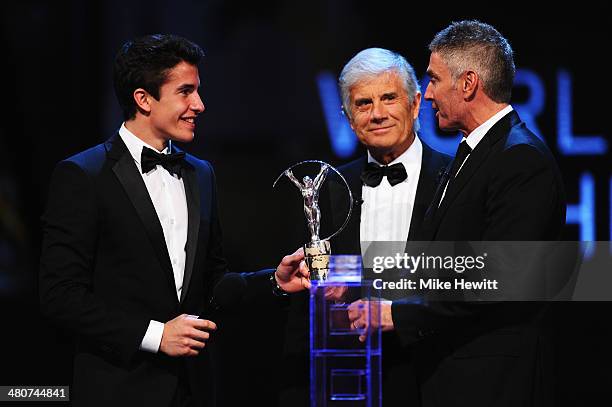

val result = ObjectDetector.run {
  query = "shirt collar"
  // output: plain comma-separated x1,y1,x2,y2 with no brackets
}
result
118,122,171,166
463,105,513,150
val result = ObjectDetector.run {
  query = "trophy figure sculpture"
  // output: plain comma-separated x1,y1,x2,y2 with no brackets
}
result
274,160,353,281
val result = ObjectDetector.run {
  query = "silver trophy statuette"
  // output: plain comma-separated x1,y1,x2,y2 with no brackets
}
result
274,160,353,281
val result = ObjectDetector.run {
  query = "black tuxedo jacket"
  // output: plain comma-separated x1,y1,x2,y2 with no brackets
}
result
40,134,273,407
279,140,451,406
388,110,566,407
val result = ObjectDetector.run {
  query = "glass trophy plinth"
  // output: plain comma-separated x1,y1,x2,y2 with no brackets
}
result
310,255,382,407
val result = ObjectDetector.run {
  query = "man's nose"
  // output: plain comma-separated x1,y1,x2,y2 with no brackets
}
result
424,83,433,100
371,101,387,122
191,92,205,113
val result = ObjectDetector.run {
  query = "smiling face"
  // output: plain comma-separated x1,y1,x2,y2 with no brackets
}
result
424,52,466,133
348,71,420,163
148,61,205,144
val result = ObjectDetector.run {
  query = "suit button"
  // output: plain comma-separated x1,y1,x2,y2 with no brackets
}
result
418,329,434,338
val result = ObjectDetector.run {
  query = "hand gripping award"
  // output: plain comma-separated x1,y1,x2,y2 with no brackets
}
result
273,160,353,281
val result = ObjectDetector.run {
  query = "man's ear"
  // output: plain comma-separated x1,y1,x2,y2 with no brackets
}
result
133,88,152,114
462,71,478,100
412,91,422,119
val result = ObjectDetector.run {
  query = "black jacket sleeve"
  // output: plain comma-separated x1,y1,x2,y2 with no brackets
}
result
39,161,150,364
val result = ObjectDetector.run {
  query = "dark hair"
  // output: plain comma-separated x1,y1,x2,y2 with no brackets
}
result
429,20,515,103
113,34,205,120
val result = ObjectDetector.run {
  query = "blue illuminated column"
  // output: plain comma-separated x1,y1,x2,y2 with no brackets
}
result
566,172,595,256
310,256,382,407
557,70,607,155
513,69,545,141
316,72,357,158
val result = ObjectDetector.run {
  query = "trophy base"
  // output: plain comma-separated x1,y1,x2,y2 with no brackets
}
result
304,240,331,282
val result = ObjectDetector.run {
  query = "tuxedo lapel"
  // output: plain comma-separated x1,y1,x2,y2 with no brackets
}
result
106,135,179,304
408,142,447,241
332,158,364,255
432,139,491,229
179,157,200,303
348,163,364,250
420,162,451,240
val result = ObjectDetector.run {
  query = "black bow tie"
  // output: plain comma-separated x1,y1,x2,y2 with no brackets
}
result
141,147,187,178
360,162,407,187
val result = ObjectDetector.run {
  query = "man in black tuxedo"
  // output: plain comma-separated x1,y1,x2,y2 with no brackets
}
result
39,34,309,407
280,48,450,406
347,21,566,406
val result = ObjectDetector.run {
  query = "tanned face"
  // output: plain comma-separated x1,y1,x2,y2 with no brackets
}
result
424,52,466,133
348,71,420,162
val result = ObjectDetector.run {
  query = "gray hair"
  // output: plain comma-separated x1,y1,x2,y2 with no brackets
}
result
339,48,421,132
429,20,515,103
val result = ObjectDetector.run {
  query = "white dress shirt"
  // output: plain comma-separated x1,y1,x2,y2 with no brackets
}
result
439,105,514,205
360,134,422,248
118,123,189,353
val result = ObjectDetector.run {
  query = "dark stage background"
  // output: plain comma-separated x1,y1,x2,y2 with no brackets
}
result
1,1,611,405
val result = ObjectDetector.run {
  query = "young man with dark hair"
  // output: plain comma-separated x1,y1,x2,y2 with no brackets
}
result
40,34,309,407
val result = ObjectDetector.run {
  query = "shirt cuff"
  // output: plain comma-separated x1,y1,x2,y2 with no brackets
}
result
139,320,165,353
